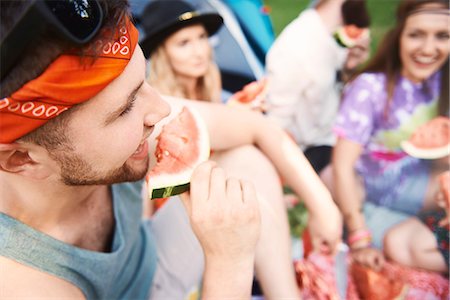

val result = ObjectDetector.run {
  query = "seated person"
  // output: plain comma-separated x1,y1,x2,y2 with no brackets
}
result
329,0,449,271
265,0,371,174
0,1,341,299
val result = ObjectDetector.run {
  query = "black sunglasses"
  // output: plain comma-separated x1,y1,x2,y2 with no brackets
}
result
1,0,104,81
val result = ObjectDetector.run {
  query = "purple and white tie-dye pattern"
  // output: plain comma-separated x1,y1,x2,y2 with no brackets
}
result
334,72,440,213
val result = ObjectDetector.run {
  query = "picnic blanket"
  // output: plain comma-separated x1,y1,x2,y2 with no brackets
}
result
295,252,449,300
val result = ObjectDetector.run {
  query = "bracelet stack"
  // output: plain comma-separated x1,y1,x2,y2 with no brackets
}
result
348,228,372,249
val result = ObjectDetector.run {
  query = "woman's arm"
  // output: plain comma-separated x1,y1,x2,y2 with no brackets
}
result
332,137,385,270
332,137,365,232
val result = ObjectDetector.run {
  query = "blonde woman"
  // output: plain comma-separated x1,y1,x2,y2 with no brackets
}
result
148,34,222,102
140,0,222,103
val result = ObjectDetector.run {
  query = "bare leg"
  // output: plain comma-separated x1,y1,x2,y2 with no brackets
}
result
423,158,449,210
384,218,447,273
319,165,334,196
212,145,300,299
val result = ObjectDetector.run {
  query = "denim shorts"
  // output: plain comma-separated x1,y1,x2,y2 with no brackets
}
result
363,158,431,216
363,201,411,249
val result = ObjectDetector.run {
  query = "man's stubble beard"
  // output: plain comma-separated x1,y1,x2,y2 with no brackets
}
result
53,150,149,186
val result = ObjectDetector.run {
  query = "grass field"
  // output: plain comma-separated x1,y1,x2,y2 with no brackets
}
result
265,0,401,53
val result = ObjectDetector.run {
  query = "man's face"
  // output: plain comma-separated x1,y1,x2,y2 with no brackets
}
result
344,35,370,72
52,47,170,185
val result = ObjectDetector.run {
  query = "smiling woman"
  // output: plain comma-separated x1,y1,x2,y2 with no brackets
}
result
328,0,449,273
400,6,450,83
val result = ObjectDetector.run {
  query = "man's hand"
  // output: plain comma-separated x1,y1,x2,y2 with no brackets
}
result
351,247,385,272
180,161,261,299
182,161,261,258
307,201,343,254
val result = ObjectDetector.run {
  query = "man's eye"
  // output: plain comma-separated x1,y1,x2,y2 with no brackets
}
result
178,40,189,47
119,96,136,116
437,32,450,40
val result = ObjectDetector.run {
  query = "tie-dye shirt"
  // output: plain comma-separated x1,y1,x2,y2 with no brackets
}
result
334,72,440,214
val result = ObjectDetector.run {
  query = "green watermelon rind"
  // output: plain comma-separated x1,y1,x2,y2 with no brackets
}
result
334,27,370,49
334,29,356,48
147,106,210,199
401,140,450,160
334,32,352,48
151,183,191,199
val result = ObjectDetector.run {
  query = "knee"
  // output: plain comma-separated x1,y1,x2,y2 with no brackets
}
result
383,229,397,258
383,227,408,264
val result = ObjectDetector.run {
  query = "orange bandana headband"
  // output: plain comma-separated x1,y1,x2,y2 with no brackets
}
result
0,17,139,143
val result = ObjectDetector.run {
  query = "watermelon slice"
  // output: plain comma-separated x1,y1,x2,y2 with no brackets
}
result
228,79,266,104
401,116,450,159
146,106,210,199
334,25,370,48
227,79,267,111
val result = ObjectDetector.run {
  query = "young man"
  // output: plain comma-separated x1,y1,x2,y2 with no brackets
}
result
0,1,341,299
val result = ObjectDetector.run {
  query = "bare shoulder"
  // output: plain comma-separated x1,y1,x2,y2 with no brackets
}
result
0,256,85,299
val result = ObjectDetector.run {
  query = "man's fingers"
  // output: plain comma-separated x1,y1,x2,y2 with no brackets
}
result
179,192,192,215
226,177,242,202
241,179,257,206
209,166,226,201
190,161,216,205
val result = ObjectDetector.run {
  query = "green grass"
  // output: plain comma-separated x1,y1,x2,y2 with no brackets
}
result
265,0,401,53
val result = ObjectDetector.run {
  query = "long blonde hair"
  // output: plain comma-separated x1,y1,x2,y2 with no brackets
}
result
147,44,222,102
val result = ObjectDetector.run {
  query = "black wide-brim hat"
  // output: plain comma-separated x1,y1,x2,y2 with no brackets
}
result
138,0,224,58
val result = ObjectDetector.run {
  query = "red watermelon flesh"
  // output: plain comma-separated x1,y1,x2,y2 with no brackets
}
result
334,25,370,48
146,106,210,199
401,117,450,159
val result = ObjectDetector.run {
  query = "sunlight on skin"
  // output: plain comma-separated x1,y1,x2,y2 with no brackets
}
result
281,134,332,208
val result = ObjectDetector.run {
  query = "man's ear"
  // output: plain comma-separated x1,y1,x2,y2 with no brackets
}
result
0,143,43,177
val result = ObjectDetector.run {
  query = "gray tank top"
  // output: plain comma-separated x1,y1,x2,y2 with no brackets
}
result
0,181,158,299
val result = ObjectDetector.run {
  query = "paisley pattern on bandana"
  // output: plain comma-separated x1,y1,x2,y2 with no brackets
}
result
0,17,139,143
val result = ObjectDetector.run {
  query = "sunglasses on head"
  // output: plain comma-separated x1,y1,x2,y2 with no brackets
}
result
1,0,104,81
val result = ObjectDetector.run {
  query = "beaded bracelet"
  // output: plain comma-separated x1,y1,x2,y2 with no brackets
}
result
348,228,372,248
